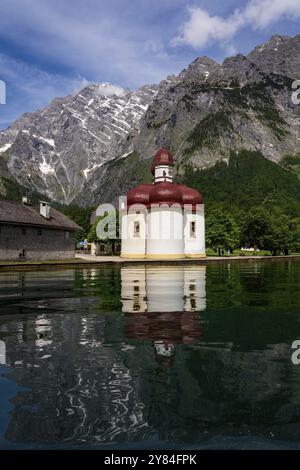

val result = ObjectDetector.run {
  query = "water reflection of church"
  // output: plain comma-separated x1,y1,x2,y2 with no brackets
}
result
121,265,206,364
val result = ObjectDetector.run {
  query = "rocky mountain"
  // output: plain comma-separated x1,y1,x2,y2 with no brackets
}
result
1,34,300,207
248,34,300,79
79,36,300,206
0,83,157,204
132,54,298,166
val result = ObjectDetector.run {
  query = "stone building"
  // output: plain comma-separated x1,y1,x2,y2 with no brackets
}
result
0,199,80,260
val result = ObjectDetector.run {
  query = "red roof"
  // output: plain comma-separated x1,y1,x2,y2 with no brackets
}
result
126,183,203,209
179,185,204,206
125,148,203,209
149,182,183,206
127,183,152,208
151,148,174,175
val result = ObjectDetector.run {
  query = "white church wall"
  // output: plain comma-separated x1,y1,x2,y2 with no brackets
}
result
120,209,147,258
184,205,205,258
146,205,184,258
154,165,173,183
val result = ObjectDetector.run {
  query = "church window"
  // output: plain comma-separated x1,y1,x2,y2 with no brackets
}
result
190,221,196,238
134,221,140,238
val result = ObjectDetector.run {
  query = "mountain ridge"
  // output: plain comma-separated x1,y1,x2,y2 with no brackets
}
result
1,33,300,206
0,83,157,203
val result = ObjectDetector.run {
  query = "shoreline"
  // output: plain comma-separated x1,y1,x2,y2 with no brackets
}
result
0,253,299,272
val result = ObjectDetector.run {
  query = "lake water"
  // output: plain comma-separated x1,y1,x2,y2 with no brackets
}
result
0,260,300,450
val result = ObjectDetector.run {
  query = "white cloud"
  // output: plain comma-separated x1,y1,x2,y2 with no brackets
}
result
172,0,300,49
95,83,126,97
171,7,242,49
244,0,300,29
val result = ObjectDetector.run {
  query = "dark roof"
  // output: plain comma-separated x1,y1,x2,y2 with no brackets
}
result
151,148,174,175
0,200,81,231
127,183,153,208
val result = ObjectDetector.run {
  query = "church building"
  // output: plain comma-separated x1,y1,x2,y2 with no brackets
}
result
121,148,205,259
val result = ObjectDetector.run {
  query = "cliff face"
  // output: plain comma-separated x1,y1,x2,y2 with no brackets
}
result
134,53,298,168
0,84,157,204
248,34,300,79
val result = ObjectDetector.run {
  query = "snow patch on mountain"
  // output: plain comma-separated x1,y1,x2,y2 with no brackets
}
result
0,143,12,153
39,158,55,175
33,135,55,147
83,162,105,178
0,82,158,204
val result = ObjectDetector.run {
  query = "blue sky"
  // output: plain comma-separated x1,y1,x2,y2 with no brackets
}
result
0,0,300,129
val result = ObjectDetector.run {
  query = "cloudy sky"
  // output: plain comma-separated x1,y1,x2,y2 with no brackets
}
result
0,0,300,129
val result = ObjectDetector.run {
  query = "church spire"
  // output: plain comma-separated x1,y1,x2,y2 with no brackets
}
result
151,148,174,184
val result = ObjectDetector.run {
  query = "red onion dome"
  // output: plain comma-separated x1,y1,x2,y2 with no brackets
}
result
179,185,203,208
127,183,152,208
149,182,183,207
151,148,174,175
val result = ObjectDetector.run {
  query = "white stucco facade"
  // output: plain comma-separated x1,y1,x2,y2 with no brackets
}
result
121,209,147,258
184,206,205,258
147,205,184,258
153,165,173,183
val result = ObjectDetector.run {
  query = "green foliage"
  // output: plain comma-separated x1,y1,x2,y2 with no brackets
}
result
256,104,288,140
281,154,300,181
181,150,300,255
182,150,300,218
241,82,289,140
206,209,240,253
281,154,300,167
57,204,95,242
87,212,120,243
240,207,274,250
1,177,50,205
184,111,234,154
241,209,300,255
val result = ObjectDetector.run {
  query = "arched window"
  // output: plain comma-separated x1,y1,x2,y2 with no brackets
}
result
190,221,196,238
134,221,140,238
